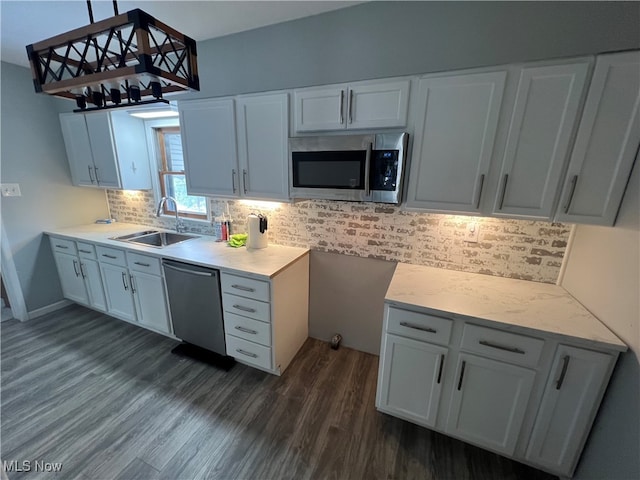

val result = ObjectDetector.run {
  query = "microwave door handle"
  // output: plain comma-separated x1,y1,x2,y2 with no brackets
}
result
364,142,372,197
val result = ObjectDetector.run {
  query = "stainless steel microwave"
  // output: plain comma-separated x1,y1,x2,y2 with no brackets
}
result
289,132,409,204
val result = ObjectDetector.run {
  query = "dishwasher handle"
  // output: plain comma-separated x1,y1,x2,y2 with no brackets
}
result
163,262,214,277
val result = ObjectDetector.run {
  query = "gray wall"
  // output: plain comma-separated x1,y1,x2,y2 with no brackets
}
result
185,1,640,99
309,251,396,354
561,162,639,480
0,62,109,313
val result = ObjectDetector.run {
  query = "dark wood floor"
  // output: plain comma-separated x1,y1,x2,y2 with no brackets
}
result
1,305,557,480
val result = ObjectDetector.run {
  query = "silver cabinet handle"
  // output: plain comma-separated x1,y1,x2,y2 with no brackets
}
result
94,166,100,184
129,274,136,294
479,340,525,355
233,304,256,313
243,169,248,194
121,272,128,291
134,261,150,267
555,355,570,390
475,174,485,209
78,249,92,254
236,348,258,358
348,89,354,124
437,354,445,384
72,259,80,277
231,284,255,292
364,142,372,197
498,173,509,210
79,262,87,279
231,169,237,194
457,360,466,390
564,175,579,213
55,244,69,249
102,254,117,259
399,321,436,334
87,165,95,183
339,89,344,124
235,326,258,335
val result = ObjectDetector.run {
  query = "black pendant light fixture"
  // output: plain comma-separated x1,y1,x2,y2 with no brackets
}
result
26,0,199,112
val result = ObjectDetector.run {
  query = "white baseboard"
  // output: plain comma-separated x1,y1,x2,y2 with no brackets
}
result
27,299,73,320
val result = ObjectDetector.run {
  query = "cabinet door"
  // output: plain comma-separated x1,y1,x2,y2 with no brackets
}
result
100,263,136,322
556,51,640,225
406,71,506,213
54,252,89,305
179,98,239,197
446,353,535,456
494,62,590,219
236,93,289,200
348,80,410,129
85,112,121,188
294,86,346,132
59,114,95,186
80,259,106,312
108,111,151,190
526,345,614,476
376,334,447,428
130,271,171,334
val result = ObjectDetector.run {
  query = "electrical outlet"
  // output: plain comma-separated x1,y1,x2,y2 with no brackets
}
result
465,222,479,243
1,184,21,197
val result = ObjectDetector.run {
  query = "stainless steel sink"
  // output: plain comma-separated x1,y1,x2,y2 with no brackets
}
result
111,230,198,248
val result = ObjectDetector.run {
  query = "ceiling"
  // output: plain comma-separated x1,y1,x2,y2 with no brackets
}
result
0,1,362,67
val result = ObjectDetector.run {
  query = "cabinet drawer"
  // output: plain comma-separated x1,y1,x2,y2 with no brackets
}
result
225,312,271,347
461,324,544,368
221,273,270,302
226,334,272,370
127,252,161,275
76,242,97,259
96,246,127,266
222,293,270,323
387,307,453,346
50,237,76,255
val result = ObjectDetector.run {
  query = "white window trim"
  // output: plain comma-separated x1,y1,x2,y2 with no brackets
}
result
143,117,211,223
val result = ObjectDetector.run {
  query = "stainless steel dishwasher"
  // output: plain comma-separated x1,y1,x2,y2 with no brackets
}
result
162,259,226,356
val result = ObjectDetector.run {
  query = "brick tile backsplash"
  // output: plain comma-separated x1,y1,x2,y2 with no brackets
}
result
107,191,571,284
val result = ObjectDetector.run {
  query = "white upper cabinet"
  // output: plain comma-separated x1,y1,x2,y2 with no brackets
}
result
294,86,345,132
406,71,507,213
179,93,289,201
492,61,590,219
294,79,410,132
236,93,290,201
526,345,614,477
556,51,640,225
179,98,238,197
59,111,151,190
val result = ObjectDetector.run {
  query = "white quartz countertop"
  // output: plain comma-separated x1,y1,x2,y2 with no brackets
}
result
45,223,309,279
386,263,627,352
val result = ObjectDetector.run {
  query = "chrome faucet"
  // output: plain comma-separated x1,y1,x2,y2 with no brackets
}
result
156,196,187,233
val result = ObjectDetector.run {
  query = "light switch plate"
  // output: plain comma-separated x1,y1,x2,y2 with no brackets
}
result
1,184,21,197
465,222,479,243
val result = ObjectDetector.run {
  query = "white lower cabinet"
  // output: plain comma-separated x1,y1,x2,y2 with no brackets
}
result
220,255,309,375
100,262,136,322
53,251,89,305
377,334,447,428
376,303,620,477
526,345,614,475
80,258,107,312
130,270,171,334
445,353,535,456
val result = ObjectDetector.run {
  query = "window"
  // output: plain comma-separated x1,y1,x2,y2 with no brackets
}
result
155,127,208,220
